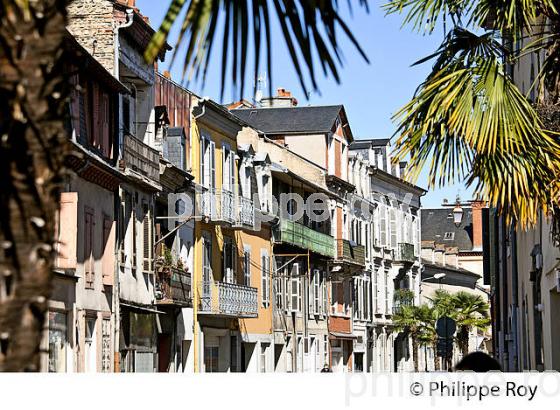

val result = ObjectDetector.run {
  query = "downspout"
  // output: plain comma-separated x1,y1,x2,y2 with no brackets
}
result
112,8,133,373
192,101,206,373
113,9,134,79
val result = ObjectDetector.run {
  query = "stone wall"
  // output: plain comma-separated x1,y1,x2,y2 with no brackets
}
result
67,0,115,74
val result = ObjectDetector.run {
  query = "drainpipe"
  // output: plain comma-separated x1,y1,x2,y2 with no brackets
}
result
113,9,134,79
192,101,206,373
112,9,133,373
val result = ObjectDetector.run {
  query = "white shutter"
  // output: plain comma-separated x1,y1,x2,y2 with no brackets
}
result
290,263,300,312
389,208,397,249
314,270,320,315
379,205,386,247
210,141,216,189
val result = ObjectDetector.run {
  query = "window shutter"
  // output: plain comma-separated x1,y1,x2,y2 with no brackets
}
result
101,90,110,157
290,263,300,312
210,141,216,189
261,254,267,307
69,74,81,136
84,208,94,289
244,250,251,286
379,205,386,247
390,208,397,249
102,216,114,286
222,147,228,191
56,192,78,269
143,207,151,272
92,82,100,148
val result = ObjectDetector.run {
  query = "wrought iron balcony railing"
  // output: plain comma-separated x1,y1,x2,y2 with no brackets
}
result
237,196,255,227
199,281,258,318
394,242,416,263
155,267,192,306
272,218,335,258
336,239,365,266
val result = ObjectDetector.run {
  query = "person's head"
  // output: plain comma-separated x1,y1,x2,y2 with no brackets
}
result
455,352,501,372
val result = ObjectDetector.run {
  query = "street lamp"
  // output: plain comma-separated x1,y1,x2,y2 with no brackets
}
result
422,273,446,282
453,199,463,227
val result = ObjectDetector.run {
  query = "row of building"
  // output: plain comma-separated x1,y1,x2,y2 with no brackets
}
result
44,0,428,373
44,0,492,373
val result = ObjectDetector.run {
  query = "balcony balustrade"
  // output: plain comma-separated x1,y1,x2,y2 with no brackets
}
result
237,196,255,227
199,281,258,318
122,134,160,181
155,266,192,306
273,218,335,258
336,239,365,267
394,242,416,263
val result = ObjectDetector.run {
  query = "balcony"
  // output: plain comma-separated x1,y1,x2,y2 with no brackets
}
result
394,242,416,263
155,267,192,306
199,281,258,318
237,196,255,227
122,134,160,181
196,188,255,228
273,219,335,258
336,239,365,267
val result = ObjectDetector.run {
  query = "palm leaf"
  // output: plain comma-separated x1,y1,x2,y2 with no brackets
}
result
393,28,560,227
145,0,370,99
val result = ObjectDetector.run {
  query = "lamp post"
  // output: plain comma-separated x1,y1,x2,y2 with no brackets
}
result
453,199,463,227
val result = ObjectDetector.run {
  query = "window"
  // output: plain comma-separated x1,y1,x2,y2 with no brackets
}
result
260,343,269,373
290,263,301,312
389,207,397,249
48,311,68,372
84,207,94,289
261,251,270,308
204,346,219,373
200,135,216,189
223,237,235,283
309,269,321,316
243,247,251,286
222,144,236,192
379,204,387,247
142,204,151,272
202,234,212,284
274,258,284,310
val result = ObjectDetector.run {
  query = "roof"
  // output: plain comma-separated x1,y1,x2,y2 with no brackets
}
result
421,208,475,252
232,105,344,135
349,138,391,150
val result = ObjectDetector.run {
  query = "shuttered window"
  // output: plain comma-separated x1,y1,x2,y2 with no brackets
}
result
290,263,300,312
389,207,397,249
56,192,78,269
261,251,270,308
223,237,235,283
102,215,113,286
379,204,387,247
84,207,94,289
243,247,251,286
143,204,151,272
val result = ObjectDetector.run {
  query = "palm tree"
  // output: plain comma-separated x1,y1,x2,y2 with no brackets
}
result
385,0,560,228
415,304,439,371
0,0,71,371
450,291,491,357
392,303,428,372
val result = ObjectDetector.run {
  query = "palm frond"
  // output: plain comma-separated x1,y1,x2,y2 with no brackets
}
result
393,28,560,227
145,0,370,99
383,0,470,33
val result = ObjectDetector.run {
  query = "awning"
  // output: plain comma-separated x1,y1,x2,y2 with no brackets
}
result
329,332,358,340
120,301,166,315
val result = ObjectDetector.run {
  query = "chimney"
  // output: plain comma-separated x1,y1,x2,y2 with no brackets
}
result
260,88,298,107
471,199,486,251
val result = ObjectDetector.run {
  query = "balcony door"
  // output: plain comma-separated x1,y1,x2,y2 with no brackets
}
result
202,234,212,309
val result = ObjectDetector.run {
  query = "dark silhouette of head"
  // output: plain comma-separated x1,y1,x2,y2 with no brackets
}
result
455,352,501,372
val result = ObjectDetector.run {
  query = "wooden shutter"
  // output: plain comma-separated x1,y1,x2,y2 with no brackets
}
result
379,205,386,247
243,250,251,286
261,254,267,307
143,206,151,272
56,192,78,269
102,216,114,287
69,73,81,136
84,207,94,289
100,90,111,157
390,208,397,249
290,263,300,312
210,141,216,189
91,82,100,148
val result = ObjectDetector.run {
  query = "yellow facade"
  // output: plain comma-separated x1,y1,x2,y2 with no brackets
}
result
190,102,273,372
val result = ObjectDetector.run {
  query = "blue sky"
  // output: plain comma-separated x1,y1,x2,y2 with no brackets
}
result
137,1,474,207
